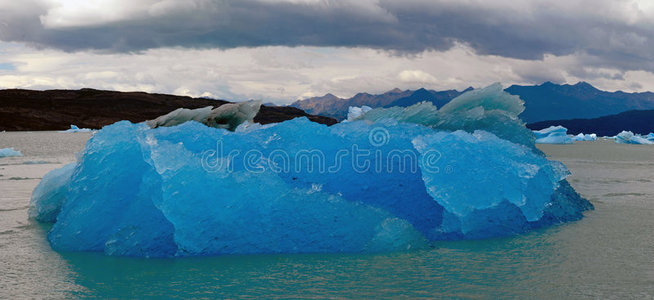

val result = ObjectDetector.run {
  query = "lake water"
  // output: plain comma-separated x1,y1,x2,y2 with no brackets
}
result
1,132,653,298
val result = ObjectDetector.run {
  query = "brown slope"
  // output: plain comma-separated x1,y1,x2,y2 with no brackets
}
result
0,88,336,131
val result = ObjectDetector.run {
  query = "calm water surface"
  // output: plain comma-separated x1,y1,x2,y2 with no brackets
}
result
1,132,653,298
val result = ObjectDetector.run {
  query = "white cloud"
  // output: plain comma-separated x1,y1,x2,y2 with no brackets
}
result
148,0,204,17
3,0,654,110
1,0,652,76
39,0,152,28
398,70,438,84
3,41,654,105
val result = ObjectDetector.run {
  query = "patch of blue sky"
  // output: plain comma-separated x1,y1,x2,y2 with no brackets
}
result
0,62,15,71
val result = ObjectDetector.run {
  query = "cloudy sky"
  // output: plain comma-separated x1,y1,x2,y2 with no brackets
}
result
1,0,654,104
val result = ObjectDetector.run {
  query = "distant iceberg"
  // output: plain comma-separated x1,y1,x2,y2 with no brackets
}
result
146,106,214,128
571,133,597,142
0,147,22,158
533,126,574,144
59,125,94,133
614,131,654,144
31,84,592,257
147,100,261,131
345,106,372,122
531,126,598,144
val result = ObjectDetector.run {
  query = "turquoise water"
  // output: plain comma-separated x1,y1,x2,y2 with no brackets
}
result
1,133,653,298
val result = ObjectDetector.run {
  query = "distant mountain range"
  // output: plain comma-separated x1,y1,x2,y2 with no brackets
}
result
291,82,654,123
290,87,472,120
527,109,654,136
507,82,654,123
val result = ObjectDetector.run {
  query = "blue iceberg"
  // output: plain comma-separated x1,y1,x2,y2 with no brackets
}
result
533,126,574,144
0,147,22,157
30,84,592,257
571,133,597,142
355,84,535,147
614,131,654,144
29,163,76,222
59,125,94,133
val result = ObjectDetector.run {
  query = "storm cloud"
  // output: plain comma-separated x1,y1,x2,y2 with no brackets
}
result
2,0,654,72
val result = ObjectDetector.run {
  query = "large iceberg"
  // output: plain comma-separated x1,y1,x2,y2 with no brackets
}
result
30,84,592,257
29,163,76,222
614,131,654,144
532,126,574,144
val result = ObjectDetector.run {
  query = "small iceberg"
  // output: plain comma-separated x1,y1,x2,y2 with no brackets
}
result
614,131,654,144
533,126,574,144
571,133,597,142
147,100,262,131
0,147,22,158
60,125,94,133
30,84,592,257
345,106,372,122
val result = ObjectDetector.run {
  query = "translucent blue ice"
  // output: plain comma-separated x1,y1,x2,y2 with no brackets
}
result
413,130,569,237
59,125,94,133
29,163,76,222
32,85,593,257
533,126,574,144
355,83,536,147
571,133,597,141
614,131,654,144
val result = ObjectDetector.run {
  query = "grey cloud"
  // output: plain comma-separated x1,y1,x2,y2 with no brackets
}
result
2,0,654,72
